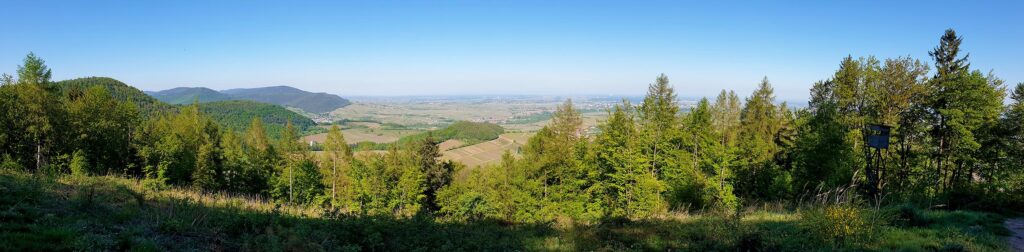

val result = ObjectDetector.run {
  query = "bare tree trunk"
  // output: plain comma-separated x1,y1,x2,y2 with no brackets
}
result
289,160,294,204
35,138,42,172
332,156,337,205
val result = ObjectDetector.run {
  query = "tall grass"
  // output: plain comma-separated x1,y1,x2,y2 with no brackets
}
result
0,170,1013,251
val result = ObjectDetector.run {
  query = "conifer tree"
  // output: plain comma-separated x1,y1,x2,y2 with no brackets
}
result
736,77,785,199
637,74,681,178
323,124,353,206
593,101,664,218
926,29,1006,191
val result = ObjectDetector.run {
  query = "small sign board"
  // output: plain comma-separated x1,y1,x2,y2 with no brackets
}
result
865,124,891,149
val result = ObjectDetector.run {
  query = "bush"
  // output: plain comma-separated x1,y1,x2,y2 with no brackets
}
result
0,154,23,171
802,204,872,247
69,150,89,176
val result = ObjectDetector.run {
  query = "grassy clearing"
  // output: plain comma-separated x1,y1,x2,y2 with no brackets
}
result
0,169,1013,251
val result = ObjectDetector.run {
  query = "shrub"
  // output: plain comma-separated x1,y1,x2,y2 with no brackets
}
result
69,150,89,176
0,154,23,171
802,204,871,247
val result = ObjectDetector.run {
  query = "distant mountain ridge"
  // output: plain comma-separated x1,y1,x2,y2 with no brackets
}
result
150,85,350,113
147,87,233,104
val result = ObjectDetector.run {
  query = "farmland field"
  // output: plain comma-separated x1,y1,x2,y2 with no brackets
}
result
302,122,424,144
443,132,533,171
329,96,635,132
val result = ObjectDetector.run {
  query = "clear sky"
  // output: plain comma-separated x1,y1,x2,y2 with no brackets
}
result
1,1,1021,101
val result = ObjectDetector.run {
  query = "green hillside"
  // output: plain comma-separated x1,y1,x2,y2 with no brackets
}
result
221,86,350,113
149,87,232,104
52,77,316,139
199,100,318,139
54,77,175,115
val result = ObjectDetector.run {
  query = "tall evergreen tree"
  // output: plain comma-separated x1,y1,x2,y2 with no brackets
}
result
323,124,353,206
794,80,858,192
926,29,1006,192
735,77,788,200
592,101,664,218
638,74,681,178
415,133,455,212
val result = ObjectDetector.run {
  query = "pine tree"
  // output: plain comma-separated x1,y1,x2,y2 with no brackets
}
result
736,77,786,200
794,80,858,192
638,74,681,178
926,29,1006,191
323,124,353,206
687,98,736,210
242,117,276,195
415,133,455,212
277,119,303,203
593,101,664,218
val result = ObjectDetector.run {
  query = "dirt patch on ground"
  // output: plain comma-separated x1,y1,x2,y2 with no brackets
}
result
1007,218,1024,251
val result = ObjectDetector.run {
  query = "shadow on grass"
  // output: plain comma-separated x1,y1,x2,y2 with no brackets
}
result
0,171,1013,251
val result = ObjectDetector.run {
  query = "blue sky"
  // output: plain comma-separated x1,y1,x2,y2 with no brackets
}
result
1,1,1021,101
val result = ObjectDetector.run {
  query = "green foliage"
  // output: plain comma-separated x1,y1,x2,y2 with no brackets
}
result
69,149,88,177
54,77,173,116
590,101,666,218
1,29,1024,250
271,158,324,205
66,85,139,175
322,124,353,206
397,120,504,146
199,100,316,140
734,77,793,201
344,148,426,216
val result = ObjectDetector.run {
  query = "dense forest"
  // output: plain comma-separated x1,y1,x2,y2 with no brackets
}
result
220,85,352,114
149,87,234,104
200,100,319,139
1,29,1022,251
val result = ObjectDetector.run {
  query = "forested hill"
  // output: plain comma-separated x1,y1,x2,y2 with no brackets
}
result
152,85,350,113
54,77,174,115
147,87,232,104
200,100,317,139
400,121,504,145
221,86,350,113
53,77,315,139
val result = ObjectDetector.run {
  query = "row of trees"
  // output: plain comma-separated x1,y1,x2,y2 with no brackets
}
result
0,53,458,216
434,29,1024,221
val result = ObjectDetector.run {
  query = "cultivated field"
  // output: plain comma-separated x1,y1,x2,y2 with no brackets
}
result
329,96,623,132
302,123,424,144
442,132,533,171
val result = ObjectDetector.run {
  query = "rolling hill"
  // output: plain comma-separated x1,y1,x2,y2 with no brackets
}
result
147,87,232,104
200,100,318,139
54,77,175,116
221,86,350,113
151,85,350,113
54,77,317,139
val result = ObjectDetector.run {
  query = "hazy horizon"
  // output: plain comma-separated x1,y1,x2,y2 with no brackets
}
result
3,1,1022,101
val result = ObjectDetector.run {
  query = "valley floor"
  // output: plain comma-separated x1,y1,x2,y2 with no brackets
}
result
0,169,1014,251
